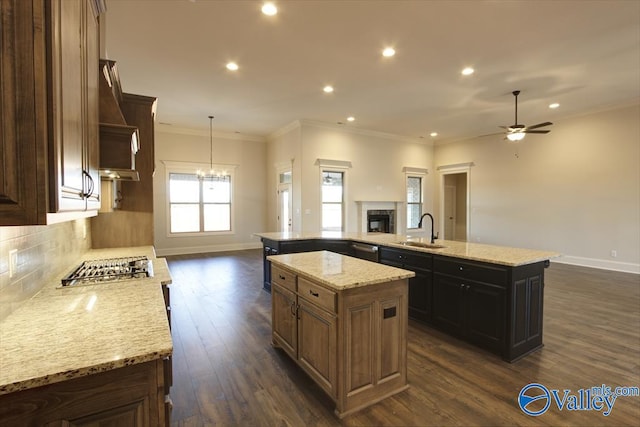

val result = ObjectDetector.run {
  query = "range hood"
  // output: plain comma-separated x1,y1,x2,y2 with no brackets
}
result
99,59,140,181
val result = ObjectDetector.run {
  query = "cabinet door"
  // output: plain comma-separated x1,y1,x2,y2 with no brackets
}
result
432,274,464,335
408,267,432,322
45,399,148,426
83,0,100,209
297,298,337,398
272,284,297,359
465,281,506,352
0,0,48,225
47,0,99,211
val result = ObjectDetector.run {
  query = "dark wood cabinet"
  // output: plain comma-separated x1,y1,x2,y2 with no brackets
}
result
432,255,543,361
47,0,100,212
0,0,49,224
432,272,506,353
380,247,433,322
0,359,167,426
0,0,101,225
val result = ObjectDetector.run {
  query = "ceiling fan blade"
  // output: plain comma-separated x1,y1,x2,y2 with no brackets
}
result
526,121,553,130
524,129,551,134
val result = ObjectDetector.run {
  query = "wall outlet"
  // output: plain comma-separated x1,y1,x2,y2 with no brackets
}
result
9,249,18,278
610,250,617,258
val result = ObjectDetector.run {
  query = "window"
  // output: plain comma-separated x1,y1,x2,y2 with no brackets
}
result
169,172,232,234
321,170,344,231
407,176,423,229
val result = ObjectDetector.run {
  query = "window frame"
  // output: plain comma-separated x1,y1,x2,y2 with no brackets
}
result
320,168,346,232
164,161,236,238
405,169,426,230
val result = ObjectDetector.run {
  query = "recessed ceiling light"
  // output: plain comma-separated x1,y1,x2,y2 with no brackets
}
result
430,132,438,137
226,62,239,71
382,47,395,57
347,116,355,122
549,103,560,109
262,2,277,16
323,85,334,93
461,67,474,76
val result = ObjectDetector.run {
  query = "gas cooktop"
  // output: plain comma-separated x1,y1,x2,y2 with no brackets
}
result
60,255,154,287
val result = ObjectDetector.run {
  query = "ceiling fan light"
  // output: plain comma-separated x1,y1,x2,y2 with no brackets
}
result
507,132,526,142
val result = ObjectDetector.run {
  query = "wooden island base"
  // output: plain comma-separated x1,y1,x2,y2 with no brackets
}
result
268,251,413,418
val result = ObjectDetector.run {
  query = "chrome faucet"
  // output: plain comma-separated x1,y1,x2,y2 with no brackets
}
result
417,213,438,244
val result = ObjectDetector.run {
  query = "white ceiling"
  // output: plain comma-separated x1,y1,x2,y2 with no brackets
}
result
104,0,640,143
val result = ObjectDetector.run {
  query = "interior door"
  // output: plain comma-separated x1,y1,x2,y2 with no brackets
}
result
278,183,292,232
444,185,456,240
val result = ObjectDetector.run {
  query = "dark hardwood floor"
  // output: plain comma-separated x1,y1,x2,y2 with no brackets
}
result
166,250,640,426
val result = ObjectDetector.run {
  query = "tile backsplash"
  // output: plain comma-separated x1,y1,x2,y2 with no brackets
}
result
0,219,91,321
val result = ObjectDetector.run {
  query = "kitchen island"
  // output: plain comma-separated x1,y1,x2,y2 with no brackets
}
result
258,232,559,362
268,250,414,418
0,246,172,426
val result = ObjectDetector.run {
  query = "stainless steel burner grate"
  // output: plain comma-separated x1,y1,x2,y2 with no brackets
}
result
61,256,153,286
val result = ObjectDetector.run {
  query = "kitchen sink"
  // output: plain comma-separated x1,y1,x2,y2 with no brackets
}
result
397,241,447,249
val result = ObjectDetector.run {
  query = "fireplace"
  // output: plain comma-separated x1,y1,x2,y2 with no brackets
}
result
367,210,395,233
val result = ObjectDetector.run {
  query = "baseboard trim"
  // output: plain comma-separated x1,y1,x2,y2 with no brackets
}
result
156,242,262,257
553,255,639,274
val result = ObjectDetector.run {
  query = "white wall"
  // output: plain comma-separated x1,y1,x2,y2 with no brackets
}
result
153,126,267,256
266,121,435,234
434,103,640,273
266,122,303,232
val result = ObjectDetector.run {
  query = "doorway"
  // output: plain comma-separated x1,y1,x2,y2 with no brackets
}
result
441,171,469,241
277,170,292,233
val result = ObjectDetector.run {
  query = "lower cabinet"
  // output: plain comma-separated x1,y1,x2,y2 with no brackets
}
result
379,247,433,322
271,264,408,418
433,273,506,353
432,255,544,361
0,359,167,426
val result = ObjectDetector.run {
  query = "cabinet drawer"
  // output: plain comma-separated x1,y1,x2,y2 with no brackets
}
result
298,277,336,313
434,256,507,286
380,247,433,270
272,265,297,292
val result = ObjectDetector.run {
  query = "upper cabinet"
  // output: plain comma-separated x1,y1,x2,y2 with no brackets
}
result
0,0,102,225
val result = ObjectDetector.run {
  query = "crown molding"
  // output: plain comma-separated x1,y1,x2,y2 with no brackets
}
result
268,120,302,140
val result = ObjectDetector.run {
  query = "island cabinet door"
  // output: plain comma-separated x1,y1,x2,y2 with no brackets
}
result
408,267,432,322
272,284,297,359
432,274,465,335
297,298,337,398
465,280,507,353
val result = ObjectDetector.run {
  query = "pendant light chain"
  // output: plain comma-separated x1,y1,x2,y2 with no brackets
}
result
209,115,214,175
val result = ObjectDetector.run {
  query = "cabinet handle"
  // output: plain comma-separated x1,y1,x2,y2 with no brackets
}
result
460,283,466,290
290,301,297,317
309,290,319,297
459,266,463,271
279,274,286,280
82,170,94,199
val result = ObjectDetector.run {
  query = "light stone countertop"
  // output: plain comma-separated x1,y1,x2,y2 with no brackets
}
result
0,246,172,396
268,250,415,290
256,232,560,266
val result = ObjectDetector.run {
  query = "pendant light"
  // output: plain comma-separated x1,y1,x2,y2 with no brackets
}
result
197,115,215,179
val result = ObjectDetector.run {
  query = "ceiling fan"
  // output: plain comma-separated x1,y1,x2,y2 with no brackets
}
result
500,90,553,142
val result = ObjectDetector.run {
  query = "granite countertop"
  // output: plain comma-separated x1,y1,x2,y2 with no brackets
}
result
256,232,560,266
0,246,172,396
268,250,415,290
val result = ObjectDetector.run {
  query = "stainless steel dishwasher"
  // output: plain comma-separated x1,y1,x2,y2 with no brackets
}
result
351,242,379,262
